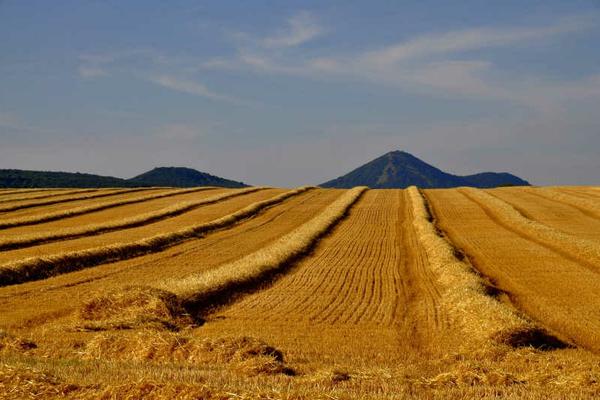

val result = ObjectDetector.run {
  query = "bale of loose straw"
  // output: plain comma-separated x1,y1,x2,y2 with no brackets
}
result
0,187,312,287
0,187,215,229
462,187,600,269
166,187,367,308
407,186,528,350
0,187,264,251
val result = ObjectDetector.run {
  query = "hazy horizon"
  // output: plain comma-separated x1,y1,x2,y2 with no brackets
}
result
2,1,600,186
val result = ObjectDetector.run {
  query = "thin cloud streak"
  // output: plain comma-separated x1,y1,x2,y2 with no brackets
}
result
359,16,592,66
262,11,323,48
145,74,252,106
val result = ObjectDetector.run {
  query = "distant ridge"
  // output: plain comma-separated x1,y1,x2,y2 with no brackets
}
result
320,151,529,189
0,167,248,188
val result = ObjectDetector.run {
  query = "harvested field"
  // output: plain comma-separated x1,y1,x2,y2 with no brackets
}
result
489,187,600,240
0,188,306,285
0,187,215,229
527,187,600,219
1,189,228,238
0,189,57,197
201,189,447,360
2,186,600,399
0,187,155,214
426,188,600,352
0,188,339,323
0,187,262,250
0,188,102,204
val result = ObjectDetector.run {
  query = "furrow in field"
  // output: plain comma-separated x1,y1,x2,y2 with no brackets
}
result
0,187,263,250
0,187,214,229
0,189,101,204
427,189,600,352
459,188,600,271
222,193,377,324
488,188,600,241
402,193,448,343
0,188,155,213
0,187,311,286
0,189,342,328
210,190,448,354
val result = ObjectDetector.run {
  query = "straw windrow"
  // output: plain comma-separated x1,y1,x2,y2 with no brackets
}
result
0,188,102,204
407,186,529,350
0,187,264,250
0,187,216,229
0,187,312,286
164,187,367,310
0,188,155,213
461,187,600,270
529,187,600,218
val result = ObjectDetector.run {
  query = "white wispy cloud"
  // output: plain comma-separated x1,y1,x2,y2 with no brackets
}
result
262,11,323,48
205,14,599,112
76,14,599,112
75,49,255,106
145,74,250,105
358,16,590,67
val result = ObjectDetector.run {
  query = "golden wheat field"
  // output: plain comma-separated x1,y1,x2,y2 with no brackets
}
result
1,185,600,399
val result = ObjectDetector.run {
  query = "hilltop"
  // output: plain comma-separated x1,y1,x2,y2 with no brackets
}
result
320,151,529,188
129,167,247,188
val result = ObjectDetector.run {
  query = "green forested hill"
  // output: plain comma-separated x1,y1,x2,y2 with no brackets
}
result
0,167,248,188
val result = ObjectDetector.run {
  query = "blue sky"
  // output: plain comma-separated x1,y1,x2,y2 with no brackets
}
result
1,0,599,186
